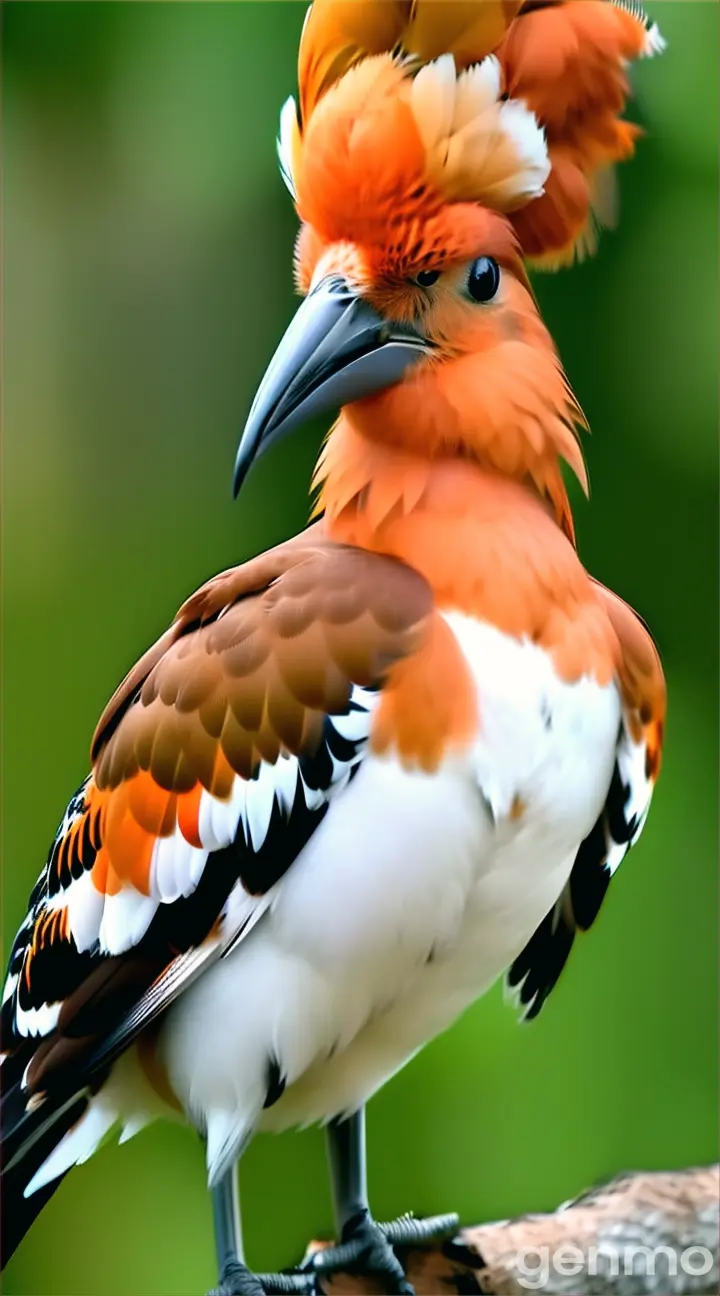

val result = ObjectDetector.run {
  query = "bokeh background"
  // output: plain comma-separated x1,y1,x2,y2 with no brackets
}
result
2,4,717,1294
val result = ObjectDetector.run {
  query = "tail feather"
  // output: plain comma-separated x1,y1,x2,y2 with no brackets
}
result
1,1059,88,1268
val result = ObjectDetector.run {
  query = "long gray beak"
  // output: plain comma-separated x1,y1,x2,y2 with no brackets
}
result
233,276,430,496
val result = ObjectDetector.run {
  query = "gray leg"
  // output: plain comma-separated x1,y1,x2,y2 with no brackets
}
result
209,1164,315,1296
299,1107,459,1294
326,1108,368,1232
209,1168,263,1296
212,1167,246,1274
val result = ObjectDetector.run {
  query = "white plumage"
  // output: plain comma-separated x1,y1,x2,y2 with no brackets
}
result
30,615,624,1192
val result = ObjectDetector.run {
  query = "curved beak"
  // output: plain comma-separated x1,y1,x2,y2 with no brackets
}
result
233,276,430,497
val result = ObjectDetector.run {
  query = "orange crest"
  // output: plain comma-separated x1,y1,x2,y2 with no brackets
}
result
280,0,664,270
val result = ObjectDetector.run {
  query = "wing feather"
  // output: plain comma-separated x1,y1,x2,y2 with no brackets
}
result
2,528,431,1124
507,580,665,1019
507,714,654,1019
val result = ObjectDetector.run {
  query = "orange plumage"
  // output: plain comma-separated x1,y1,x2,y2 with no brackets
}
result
3,5,667,1288
287,0,664,269
280,0,664,586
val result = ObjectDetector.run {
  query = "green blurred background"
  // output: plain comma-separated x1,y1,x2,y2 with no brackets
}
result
2,4,717,1293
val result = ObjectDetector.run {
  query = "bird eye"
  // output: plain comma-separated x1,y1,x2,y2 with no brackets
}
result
467,257,500,303
415,269,441,288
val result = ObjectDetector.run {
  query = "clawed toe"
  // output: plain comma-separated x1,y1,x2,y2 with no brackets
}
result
380,1210,460,1247
208,1261,318,1296
207,1261,264,1296
304,1231,411,1294
300,1208,459,1295
256,1275,319,1295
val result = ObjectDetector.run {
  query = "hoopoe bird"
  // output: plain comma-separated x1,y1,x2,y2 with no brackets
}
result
2,3,666,1294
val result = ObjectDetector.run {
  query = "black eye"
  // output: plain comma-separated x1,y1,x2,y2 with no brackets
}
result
467,256,500,303
415,269,441,288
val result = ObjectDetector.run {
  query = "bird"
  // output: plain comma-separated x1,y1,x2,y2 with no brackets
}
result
1,3,667,1294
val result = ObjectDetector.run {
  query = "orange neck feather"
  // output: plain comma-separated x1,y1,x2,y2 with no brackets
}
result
316,416,617,687
312,265,587,549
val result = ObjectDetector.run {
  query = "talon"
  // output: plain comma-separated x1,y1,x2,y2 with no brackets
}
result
299,1209,462,1295
258,1276,319,1295
381,1211,460,1246
209,1262,318,1296
208,1261,265,1296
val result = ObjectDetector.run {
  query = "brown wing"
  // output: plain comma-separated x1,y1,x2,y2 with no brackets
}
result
92,525,431,792
591,579,665,777
2,525,432,1107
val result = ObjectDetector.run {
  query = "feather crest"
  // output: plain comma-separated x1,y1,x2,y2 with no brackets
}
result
282,0,664,268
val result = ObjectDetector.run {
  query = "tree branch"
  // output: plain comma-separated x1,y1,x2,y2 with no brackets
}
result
316,1166,719,1295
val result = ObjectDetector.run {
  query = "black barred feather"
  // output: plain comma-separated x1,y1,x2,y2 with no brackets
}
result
0,691,374,1266
507,723,652,1020
0,1040,88,1267
1,1094,87,1267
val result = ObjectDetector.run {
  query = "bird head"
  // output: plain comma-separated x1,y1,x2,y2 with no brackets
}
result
235,0,663,522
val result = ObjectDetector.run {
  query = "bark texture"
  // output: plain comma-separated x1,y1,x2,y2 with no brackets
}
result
313,1166,719,1295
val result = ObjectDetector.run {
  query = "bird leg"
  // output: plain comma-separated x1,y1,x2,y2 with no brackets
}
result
208,1166,316,1296
300,1108,459,1295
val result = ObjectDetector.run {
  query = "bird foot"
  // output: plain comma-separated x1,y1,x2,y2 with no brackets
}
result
208,1261,318,1296
299,1207,460,1295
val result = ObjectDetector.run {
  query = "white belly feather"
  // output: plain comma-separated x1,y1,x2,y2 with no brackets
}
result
28,615,621,1192
157,614,621,1182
